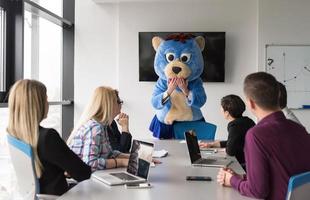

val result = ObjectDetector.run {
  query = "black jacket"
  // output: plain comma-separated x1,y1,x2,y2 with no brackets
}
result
37,127,91,195
220,116,255,165
107,120,132,153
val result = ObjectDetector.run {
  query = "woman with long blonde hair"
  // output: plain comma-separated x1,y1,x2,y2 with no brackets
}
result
67,86,129,171
7,79,91,195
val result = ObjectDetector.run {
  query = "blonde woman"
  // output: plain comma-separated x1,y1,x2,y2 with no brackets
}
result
7,79,91,195
67,86,129,171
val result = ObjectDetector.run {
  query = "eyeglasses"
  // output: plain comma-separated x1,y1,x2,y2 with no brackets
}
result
114,90,123,105
117,99,124,105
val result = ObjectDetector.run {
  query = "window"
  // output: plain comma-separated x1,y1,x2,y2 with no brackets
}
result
24,11,62,102
24,6,63,133
22,0,74,136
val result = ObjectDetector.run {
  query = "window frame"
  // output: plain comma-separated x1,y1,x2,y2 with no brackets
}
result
0,6,6,93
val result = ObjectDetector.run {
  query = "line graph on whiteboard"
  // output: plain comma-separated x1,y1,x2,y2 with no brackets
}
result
266,45,310,108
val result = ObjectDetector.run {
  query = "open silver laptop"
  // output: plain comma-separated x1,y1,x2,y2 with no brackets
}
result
185,131,232,168
92,140,154,185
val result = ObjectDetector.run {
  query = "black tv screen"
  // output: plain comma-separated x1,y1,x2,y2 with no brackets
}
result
139,32,225,82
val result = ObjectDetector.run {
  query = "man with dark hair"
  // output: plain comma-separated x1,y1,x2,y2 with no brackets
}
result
217,72,310,200
200,95,255,168
278,82,301,124
220,95,246,118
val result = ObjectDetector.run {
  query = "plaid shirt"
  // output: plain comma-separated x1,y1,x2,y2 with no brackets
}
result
69,119,121,171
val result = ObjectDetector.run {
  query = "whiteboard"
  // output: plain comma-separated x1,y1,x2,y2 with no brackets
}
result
265,45,310,109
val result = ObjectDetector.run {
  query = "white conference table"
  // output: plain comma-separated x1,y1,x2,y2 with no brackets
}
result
58,140,254,200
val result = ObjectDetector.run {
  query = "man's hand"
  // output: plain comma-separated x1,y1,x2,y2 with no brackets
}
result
199,142,213,148
199,141,221,148
152,158,162,164
217,168,234,187
64,171,71,178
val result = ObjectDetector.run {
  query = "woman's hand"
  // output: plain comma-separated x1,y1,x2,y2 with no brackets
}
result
177,78,189,96
167,77,178,95
117,153,130,159
117,158,129,167
117,113,129,132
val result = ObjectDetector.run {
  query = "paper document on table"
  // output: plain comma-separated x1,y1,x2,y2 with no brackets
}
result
153,149,168,158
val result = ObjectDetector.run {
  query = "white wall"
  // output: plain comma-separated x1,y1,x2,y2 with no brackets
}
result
75,1,119,122
258,0,310,132
75,0,259,140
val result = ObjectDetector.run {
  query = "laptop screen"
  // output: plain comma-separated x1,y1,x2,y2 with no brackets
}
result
127,140,154,179
185,131,202,163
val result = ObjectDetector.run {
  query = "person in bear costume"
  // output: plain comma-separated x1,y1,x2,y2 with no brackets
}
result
149,33,207,139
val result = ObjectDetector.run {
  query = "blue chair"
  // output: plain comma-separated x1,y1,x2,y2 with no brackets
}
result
7,134,58,200
286,171,310,200
173,121,217,140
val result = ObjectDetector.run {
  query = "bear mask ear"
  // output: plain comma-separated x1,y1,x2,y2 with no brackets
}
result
195,36,205,51
152,36,163,51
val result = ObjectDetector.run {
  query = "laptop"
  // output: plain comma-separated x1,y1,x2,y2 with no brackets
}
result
92,140,154,186
185,131,232,168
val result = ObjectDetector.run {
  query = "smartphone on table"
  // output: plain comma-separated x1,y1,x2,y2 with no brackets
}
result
186,176,212,181
125,183,152,189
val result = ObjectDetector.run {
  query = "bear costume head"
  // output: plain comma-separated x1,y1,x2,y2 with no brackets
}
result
152,33,205,82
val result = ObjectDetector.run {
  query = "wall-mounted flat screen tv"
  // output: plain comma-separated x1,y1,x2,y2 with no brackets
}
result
139,32,225,82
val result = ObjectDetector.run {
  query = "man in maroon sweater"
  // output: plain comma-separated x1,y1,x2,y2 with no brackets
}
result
217,72,310,200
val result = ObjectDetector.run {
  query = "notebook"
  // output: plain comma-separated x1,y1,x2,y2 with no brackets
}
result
92,140,154,185
185,131,232,168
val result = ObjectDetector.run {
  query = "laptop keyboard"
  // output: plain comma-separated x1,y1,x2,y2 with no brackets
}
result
197,158,217,164
110,172,138,181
